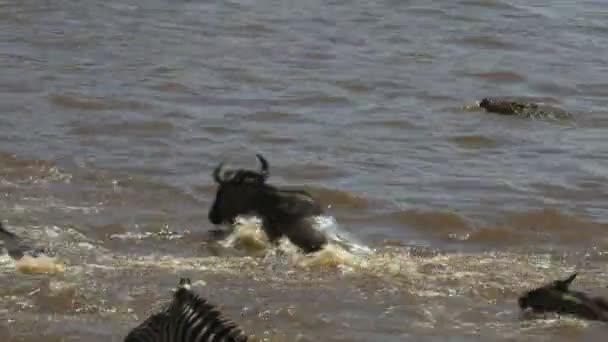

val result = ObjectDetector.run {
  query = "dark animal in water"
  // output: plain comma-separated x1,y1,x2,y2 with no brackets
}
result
0,222,47,259
124,277,250,342
208,154,328,254
478,97,573,120
518,273,608,322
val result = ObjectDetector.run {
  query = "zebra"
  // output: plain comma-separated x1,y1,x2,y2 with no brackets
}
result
124,278,250,342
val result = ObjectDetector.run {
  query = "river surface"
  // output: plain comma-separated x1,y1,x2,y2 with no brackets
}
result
1,0,608,341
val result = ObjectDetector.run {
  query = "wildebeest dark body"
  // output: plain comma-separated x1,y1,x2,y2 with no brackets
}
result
518,273,608,322
207,154,328,254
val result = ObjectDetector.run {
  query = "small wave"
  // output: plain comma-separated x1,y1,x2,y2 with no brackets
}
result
299,186,370,210
457,36,517,50
0,80,40,94
459,226,519,244
530,81,579,97
334,80,370,94
231,23,275,35
449,135,498,149
459,0,518,10
576,83,608,97
150,81,192,93
467,71,526,83
0,150,72,184
438,208,608,246
249,110,294,122
407,7,446,17
374,209,472,236
279,162,350,181
348,119,416,130
8,199,99,217
503,208,607,243
48,93,149,111
283,93,352,106
249,131,298,145
69,120,175,138
109,228,184,242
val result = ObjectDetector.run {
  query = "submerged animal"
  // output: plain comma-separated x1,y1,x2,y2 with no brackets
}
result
0,222,47,259
0,221,64,274
208,154,328,254
478,97,573,120
518,273,608,322
124,277,250,342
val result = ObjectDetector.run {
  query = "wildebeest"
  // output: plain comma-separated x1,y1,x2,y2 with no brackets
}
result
124,277,250,342
208,154,328,254
518,273,608,322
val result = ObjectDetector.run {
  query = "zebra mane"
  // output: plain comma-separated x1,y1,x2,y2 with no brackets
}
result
170,278,248,341
124,278,249,342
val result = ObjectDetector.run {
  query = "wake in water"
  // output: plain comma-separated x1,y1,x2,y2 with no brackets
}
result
217,214,373,269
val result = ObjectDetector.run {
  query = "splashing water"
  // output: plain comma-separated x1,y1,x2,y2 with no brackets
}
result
313,215,374,255
219,216,270,253
216,215,374,271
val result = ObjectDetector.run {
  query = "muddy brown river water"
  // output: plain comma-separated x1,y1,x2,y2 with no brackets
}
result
1,0,608,341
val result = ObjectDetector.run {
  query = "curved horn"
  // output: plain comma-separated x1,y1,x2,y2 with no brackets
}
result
256,154,269,178
213,162,224,184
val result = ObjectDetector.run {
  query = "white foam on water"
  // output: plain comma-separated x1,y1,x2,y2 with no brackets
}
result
218,214,373,257
312,215,374,255
219,216,270,253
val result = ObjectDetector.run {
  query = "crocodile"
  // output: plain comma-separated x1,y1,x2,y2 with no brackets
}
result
477,97,574,120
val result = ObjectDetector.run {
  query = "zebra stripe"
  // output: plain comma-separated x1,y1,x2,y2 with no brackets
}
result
125,278,249,342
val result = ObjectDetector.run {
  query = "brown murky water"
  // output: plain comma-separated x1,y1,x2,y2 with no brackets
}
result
1,0,608,340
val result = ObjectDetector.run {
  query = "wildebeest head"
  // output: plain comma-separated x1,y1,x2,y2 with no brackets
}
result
208,154,271,225
518,273,579,312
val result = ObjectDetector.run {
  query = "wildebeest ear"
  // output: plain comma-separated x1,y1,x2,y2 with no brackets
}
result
554,273,577,291
256,153,269,180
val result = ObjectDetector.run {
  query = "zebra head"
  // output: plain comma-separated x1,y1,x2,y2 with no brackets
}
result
124,278,249,342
